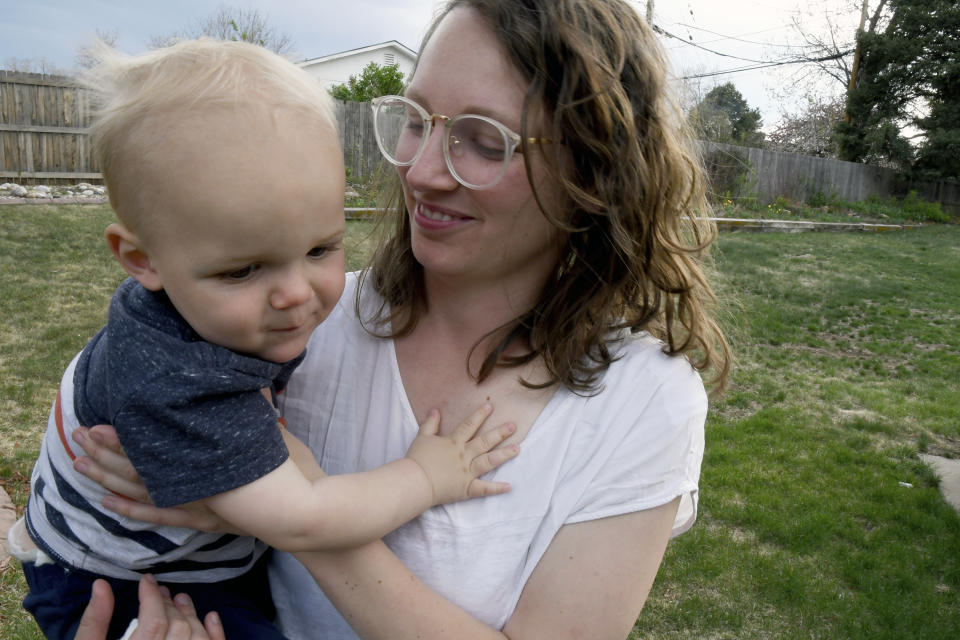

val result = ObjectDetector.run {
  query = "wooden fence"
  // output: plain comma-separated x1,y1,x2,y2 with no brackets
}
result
336,100,393,182
701,141,960,214
0,73,386,185
2,70,957,213
0,71,100,183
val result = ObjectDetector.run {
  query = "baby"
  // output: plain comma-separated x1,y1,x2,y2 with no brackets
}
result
14,39,517,640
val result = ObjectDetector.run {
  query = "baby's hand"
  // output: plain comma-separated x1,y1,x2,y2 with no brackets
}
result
405,404,519,505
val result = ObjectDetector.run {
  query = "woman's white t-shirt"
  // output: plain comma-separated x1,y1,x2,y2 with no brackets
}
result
271,272,707,639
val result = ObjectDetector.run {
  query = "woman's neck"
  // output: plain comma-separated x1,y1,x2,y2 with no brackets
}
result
394,271,559,440
417,270,543,351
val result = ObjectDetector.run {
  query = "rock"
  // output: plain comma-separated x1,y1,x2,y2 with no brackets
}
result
0,486,16,562
11,185,28,197
27,189,53,199
82,189,94,196
33,184,52,193
345,189,360,198
0,182,18,191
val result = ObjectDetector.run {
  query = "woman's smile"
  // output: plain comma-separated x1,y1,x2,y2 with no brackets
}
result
413,202,475,230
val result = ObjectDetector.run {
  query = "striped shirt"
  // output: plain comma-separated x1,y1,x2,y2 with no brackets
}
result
25,279,300,582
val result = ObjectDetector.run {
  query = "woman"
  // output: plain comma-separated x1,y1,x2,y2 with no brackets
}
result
76,0,729,637
75,576,224,640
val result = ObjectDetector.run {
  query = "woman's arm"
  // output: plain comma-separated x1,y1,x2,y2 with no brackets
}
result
291,500,679,640
503,499,679,639
73,425,679,640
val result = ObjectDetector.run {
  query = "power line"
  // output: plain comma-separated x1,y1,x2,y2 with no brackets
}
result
678,48,853,80
675,22,823,49
655,25,775,63
650,21,854,80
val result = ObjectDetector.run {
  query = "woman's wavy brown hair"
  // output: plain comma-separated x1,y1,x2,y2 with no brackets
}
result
361,0,730,395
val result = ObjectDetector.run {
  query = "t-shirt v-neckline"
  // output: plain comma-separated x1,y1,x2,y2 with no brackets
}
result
386,336,565,450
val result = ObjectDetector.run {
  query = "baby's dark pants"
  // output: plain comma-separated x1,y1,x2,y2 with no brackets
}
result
20,551,286,639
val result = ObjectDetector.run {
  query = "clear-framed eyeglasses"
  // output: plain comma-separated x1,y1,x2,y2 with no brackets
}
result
371,95,553,190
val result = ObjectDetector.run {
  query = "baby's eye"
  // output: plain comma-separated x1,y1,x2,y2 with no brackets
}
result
223,264,259,280
307,246,328,258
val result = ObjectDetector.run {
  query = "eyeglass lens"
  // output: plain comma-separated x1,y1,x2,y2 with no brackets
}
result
374,97,512,188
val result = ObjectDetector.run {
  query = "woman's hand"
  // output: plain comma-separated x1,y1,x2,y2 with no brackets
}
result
75,575,225,640
72,425,234,533
72,425,150,503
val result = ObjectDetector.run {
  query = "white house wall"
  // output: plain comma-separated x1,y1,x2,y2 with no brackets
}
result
300,50,415,89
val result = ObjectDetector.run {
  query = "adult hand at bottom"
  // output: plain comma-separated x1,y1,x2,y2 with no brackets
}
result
75,575,226,640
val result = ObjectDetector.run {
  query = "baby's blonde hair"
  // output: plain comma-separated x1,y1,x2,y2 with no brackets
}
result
82,38,339,231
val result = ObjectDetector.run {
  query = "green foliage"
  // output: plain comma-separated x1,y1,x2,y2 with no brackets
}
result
329,62,406,103
806,189,831,208
715,190,952,225
703,146,757,205
690,83,765,148
228,18,263,47
839,0,960,180
900,190,949,223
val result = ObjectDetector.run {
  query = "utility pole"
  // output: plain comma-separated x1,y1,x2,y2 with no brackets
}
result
845,0,870,123
646,0,655,25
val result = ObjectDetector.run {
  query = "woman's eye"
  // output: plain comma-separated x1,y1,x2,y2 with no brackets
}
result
224,265,258,280
307,246,328,258
404,119,426,137
470,136,507,160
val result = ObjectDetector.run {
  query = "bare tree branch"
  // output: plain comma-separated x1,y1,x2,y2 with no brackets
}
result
151,5,293,54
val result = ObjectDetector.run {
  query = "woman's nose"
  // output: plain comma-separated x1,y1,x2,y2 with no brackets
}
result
402,126,459,191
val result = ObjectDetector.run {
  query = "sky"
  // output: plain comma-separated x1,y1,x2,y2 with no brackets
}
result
0,0,865,129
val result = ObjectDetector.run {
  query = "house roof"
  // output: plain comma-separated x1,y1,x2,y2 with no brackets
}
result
300,40,417,66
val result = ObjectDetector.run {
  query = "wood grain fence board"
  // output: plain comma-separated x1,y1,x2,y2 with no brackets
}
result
0,124,88,135
23,132,34,173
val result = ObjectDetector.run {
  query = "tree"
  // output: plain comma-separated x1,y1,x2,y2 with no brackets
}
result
838,0,960,179
150,5,293,54
2,56,69,76
786,0,891,96
767,0,892,154
913,64,960,180
75,28,120,70
329,62,406,103
689,83,765,148
768,96,845,157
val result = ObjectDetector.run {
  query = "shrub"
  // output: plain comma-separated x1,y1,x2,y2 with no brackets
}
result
900,190,949,223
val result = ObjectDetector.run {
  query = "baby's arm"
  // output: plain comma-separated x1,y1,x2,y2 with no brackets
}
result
279,425,325,482
202,405,518,552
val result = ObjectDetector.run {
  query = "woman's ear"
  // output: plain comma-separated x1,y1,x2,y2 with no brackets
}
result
104,223,164,291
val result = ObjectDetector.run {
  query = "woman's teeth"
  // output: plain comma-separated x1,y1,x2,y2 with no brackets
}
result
421,205,455,222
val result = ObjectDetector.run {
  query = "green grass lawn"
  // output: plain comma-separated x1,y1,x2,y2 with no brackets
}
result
2,204,959,639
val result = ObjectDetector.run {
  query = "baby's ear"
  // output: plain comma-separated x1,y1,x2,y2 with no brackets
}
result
104,223,163,291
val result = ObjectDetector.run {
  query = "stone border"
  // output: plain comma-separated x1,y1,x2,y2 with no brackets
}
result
714,218,924,232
